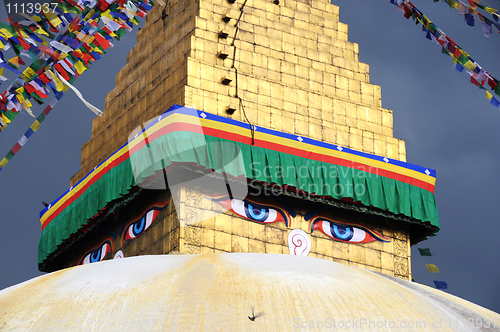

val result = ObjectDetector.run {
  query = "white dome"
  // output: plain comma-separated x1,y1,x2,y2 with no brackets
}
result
0,254,498,331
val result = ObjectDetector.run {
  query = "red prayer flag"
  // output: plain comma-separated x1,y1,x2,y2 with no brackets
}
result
403,3,412,18
24,83,36,94
54,63,70,81
82,53,95,66
97,0,110,11
470,76,480,86
38,73,50,84
93,33,111,49
72,50,84,58
11,143,21,154
488,77,498,90
18,38,31,50
43,105,53,116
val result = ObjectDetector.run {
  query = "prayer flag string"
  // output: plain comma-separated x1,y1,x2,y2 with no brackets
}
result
431,0,500,37
391,0,500,109
0,0,155,171
0,95,61,172
417,247,448,290
0,0,155,133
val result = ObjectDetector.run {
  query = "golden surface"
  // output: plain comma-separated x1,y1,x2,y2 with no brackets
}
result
171,186,410,279
71,0,407,186
65,0,415,279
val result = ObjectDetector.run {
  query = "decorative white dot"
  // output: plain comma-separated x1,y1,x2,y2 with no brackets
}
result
297,136,303,142
383,157,389,163
200,112,207,119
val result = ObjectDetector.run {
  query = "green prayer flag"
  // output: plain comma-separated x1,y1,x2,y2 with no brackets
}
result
115,28,127,41
5,150,15,161
457,54,468,65
37,112,45,124
418,248,433,256
4,110,18,121
426,264,440,273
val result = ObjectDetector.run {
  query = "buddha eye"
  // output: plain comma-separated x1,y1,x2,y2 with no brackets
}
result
80,241,112,265
218,198,289,226
121,200,169,244
311,219,390,243
123,209,160,242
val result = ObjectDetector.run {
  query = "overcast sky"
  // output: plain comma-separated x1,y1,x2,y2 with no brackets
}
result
0,0,499,313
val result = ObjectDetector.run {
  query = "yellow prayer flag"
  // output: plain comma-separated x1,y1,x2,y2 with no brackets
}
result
0,113,11,125
74,61,87,75
0,157,8,168
101,9,113,19
35,26,49,37
48,70,64,91
84,10,96,21
31,120,41,132
45,12,62,27
486,90,493,100
22,67,37,81
0,28,13,39
463,60,476,72
7,57,20,68
426,264,440,273
485,7,498,14
15,88,25,104
22,99,33,109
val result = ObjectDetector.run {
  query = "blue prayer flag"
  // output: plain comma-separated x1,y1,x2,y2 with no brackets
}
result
491,97,500,108
434,280,448,290
465,13,475,26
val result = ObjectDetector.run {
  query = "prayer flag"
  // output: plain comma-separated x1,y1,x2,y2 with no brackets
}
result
426,264,440,273
491,97,500,108
434,280,448,290
465,13,475,26
418,248,433,256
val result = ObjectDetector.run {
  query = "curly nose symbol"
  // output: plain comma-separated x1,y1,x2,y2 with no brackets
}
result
288,229,311,256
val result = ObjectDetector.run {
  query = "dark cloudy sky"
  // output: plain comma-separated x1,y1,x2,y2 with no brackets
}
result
1,0,499,314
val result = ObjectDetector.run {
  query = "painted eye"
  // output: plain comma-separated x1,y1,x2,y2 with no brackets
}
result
124,209,160,242
80,242,112,265
218,199,288,226
312,219,390,243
